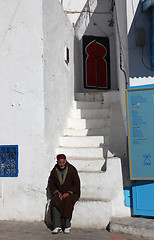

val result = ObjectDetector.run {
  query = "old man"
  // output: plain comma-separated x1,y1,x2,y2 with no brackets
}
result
48,154,80,234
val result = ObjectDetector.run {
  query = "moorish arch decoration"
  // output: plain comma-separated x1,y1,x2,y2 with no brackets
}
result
83,36,110,89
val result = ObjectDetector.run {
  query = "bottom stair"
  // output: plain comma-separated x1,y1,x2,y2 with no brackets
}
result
72,200,112,229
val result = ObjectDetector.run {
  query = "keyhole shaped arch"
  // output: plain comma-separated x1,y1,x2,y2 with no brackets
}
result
83,36,110,89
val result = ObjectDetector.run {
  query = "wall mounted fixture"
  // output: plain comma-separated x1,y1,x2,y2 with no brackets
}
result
64,47,69,65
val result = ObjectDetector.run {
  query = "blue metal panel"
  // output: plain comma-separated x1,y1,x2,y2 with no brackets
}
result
0,145,18,177
126,85,154,179
132,181,154,216
124,187,132,207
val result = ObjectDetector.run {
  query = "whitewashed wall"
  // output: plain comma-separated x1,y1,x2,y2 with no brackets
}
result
0,0,47,220
110,0,128,158
127,0,154,86
43,0,74,170
0,0,74,221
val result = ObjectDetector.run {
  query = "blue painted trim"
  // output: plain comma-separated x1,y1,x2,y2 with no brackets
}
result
124,187,132,207
125,91,132,180
127,84,154,90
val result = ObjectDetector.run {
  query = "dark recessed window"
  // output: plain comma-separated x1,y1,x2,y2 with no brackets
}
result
65,47,69,65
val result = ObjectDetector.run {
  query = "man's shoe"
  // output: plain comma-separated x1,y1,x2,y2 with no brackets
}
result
52,227,62,234
64,227,71,234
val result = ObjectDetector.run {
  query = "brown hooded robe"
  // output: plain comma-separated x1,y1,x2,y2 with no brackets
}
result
48,162,80,221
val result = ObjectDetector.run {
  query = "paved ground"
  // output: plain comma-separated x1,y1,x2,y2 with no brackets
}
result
0,220,153,240
109,217,154,240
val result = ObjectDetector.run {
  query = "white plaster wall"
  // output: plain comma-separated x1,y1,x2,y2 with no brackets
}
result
0,0,48,220
127,0,154,86
111,0,128,158
63,0,98,24
0,0,74,221
43,0,74,169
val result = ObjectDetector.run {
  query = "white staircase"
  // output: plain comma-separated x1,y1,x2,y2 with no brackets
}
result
56,92,129,229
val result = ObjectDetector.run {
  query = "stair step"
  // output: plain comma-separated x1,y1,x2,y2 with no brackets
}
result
70,108,110,119
59,136,109,148
53,92,124,229
75,91,119,104
73,101,106,109
72,200,112,229
68,158,105,172
71,157,125,229
78,169,121,201
75,92,104,102
67,118,110,129
63,128,110,136
79,197,110,202
56,147,113,158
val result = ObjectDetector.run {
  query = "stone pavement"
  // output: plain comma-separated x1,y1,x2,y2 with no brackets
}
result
109,217,154,239
0,219,154,240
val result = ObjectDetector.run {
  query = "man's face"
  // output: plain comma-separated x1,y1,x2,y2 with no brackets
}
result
57,158,67,169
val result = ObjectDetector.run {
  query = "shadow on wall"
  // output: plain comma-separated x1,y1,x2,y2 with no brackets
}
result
44,185,53,230
128,1,154,78
74,0,118,93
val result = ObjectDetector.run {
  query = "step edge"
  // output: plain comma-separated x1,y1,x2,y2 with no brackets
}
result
79,198,111,202
57,146,108,149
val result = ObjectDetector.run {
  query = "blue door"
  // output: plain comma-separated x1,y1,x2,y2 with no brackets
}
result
132,181,154,216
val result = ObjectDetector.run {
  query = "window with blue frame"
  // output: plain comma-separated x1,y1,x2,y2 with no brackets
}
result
0,145,18,177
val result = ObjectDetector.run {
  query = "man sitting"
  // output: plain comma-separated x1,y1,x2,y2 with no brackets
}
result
48,154,80,234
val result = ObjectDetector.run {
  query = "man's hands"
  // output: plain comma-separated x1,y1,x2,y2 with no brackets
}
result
58,192,63,200
62,193,69,199
58,192,69,200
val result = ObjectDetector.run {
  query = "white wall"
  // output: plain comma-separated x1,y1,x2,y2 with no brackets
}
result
112,0,128,158
62,0,89,24
43,0,74,168
0,0,47,220
127,0,154,86
0,0,74,221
